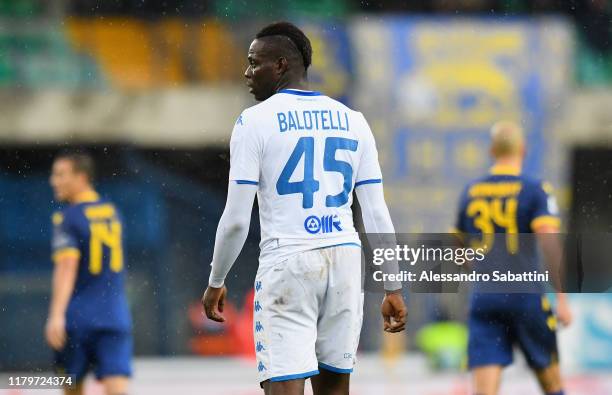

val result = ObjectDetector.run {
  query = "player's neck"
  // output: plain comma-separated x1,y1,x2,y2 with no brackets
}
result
276,77,309,93
494,157,522,169
69,187,98,204
492,157,522,175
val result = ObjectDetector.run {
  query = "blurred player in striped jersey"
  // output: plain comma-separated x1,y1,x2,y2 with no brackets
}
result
454,121,572,395
46,151,132,395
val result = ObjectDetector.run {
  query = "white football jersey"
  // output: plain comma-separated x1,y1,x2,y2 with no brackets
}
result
229,89,383,267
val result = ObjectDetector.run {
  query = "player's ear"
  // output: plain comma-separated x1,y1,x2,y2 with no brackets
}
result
276,57,289,76
78,172,89,186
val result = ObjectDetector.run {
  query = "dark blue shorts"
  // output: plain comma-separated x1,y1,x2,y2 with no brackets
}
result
468,294,559,370
54,329,132,381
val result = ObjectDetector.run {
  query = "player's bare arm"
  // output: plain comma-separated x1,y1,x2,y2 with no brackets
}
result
46,254,79,351
534,224,572,327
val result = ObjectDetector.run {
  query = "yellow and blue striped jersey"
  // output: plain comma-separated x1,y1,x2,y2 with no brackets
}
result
455,165,560,296
51,191,131,332
455,164,560,241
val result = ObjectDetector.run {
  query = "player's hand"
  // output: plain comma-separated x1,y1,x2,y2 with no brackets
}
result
381,291,407,333
556,296,572,327
45,314,66,351
202,285,227,323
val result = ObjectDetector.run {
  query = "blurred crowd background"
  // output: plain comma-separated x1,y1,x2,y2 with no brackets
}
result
1,0,612,382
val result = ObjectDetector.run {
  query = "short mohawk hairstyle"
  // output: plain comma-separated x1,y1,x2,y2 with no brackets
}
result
256,21,312,70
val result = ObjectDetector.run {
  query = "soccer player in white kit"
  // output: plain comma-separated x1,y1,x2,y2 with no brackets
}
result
201,22,407,395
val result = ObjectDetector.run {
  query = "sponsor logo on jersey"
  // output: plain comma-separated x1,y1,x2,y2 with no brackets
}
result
304,215,342,234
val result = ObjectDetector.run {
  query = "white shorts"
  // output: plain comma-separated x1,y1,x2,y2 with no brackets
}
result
253,244,364,383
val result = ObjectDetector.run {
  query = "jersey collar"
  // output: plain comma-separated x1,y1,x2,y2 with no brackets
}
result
73,190,100,204
278,89,321,96
489,165,521,176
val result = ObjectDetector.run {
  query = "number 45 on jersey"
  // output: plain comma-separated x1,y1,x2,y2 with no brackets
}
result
276,136,358,209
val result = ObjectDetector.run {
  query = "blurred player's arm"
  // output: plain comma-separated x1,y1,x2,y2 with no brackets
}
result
534,224,562,286
451,185,480,274
47,253,79,350
532,182,572,327
451,184,470,247
534,224,571,327
46,213,80,351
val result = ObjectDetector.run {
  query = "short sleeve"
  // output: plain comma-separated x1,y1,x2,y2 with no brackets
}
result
228,111,261,184
51,211,80,263
530,181,561,231
355,113,383,186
